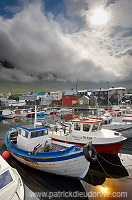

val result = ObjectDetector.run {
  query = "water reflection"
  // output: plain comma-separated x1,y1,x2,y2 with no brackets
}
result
84,153,129,186
83,153,132,200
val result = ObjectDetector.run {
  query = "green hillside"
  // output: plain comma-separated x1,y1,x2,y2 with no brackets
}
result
0,79,132,94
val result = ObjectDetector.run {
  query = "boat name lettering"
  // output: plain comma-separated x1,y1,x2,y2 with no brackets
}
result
72,136,82,140
83,136,92,140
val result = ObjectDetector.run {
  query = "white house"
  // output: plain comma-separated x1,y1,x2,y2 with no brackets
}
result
40,96,53,106
5,100,26,107
108,87,127,103
50,91,62,101
36,92,48,100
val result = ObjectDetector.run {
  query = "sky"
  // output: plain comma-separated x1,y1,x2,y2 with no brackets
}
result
0,0,132,85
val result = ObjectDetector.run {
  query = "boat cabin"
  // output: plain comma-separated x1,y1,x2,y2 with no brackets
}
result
17,125,50,151
49,117,104,140
107,110,122,118
69,118,104,133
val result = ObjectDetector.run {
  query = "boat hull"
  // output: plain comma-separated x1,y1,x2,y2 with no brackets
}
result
10,151,89,179
93,140,125,154
51,138,126,154
5,129,90,179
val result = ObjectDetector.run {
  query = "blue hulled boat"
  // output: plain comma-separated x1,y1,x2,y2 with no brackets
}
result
5,123,94,179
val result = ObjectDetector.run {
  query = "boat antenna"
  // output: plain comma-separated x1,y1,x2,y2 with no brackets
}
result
34,105,37,128
94,96,101,118
75,68,78,94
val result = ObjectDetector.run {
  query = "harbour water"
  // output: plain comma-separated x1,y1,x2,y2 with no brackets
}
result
0,113,132,200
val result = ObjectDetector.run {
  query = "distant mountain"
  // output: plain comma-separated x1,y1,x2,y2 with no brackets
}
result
0,79,132,94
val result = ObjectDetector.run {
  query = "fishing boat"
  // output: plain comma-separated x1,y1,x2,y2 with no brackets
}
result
0,114,3,120
122,113,132,123
2,109,15,119
57,108,73,115
103,121,132,139
48,117,127,154
101,112,113,124
5,123,94,179
0,155,24,200
26,111,46,118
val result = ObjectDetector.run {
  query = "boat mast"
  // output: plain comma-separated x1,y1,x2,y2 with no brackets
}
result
75,68,78,94
34,105,37,128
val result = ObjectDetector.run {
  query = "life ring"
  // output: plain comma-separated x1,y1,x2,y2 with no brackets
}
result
83,143,97,162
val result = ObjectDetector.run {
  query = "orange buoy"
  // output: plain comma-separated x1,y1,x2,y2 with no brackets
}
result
2,151,11,159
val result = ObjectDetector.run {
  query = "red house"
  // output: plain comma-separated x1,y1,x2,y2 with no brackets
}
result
62,89,78,106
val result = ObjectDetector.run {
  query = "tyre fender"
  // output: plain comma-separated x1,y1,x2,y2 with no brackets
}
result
83,144,97,162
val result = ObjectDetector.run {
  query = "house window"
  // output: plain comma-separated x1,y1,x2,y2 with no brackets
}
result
74,123,80,131
83,124,91,132
95,92,98,95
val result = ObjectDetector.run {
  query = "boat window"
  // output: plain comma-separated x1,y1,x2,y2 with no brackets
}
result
117,112,121,117
92,123,99,132
83,124,91,132
74,123,80,131
99,122,103,130
37,131,43,137
0,170,13,190
111,113,116,117
31,131,37,138
18,129,21,135
25,131,28,138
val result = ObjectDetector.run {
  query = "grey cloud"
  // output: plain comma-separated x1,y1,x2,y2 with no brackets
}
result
0,0,132,84
105,0,118,8
114,47,132,58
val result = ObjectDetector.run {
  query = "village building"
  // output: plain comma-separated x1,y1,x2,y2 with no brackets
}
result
92,87,127,106
19,91,49,105
78,90,89,98
50,91,62,101
5,100,26,107
40,96,53,106
62,89,78,106
78,95,90,105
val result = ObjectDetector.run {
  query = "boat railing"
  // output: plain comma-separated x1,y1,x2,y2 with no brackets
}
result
50,125,71,136
7,128,18,145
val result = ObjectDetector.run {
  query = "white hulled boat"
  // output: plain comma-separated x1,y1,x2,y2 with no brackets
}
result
48,117,127,154
0,155,24,200
2,109,15,119
5,123,94,179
